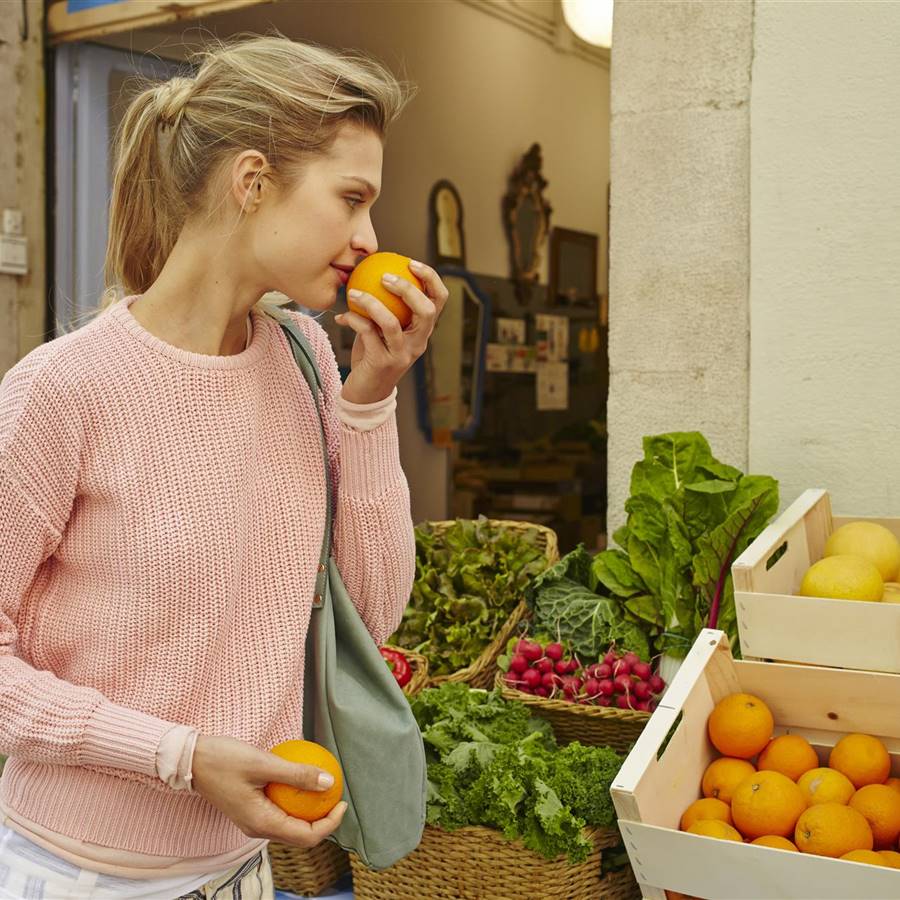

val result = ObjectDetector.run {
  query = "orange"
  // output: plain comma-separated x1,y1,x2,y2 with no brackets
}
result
795,803,874,857
797,767,856,807
702,757,756,804
884,777,900,796
757,734,819,781
848,784,900,848
685,820,743,842
346,252,423,329
840,849,889,866
829,733,891,789
751,835,798,851
680,798,732,831
707,693,774,759
264,739,343,822
731,770,806,840
879,850,900,868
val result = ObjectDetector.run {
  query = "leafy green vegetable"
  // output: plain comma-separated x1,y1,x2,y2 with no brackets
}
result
391,518,550,676
594,432,778,657
412,684,623,863
526,546,652,661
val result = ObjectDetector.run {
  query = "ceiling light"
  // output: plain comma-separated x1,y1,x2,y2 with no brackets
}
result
562,0,613,48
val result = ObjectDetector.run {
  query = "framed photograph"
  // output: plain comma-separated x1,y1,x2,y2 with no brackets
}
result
428,179,466,267
547,227,599,309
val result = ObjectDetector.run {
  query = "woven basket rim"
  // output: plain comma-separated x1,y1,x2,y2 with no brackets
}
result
381,644,429,696
494,670,651,723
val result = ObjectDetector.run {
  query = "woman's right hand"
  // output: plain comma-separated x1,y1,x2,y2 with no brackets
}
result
191,734,348,848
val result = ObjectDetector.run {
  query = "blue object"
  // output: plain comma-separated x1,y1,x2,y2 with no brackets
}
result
275,872,354,898
68,0,124,11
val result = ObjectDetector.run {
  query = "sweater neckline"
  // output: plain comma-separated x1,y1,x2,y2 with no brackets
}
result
108,295,270,371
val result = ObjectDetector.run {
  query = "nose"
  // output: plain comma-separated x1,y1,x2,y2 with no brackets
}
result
351,214,378,260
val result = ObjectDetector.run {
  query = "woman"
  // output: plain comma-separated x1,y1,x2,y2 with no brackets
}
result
0,33,445,898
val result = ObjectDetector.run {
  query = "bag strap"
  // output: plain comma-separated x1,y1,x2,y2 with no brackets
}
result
279,317,333,609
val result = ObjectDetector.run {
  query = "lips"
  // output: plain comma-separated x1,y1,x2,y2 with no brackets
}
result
331,265,352,286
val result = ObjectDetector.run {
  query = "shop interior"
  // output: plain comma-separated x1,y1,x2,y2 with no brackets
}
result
53,0,611,553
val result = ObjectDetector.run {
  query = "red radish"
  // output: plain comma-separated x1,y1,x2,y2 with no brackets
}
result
623,651,641,669
584,678,601,697
544,642,564,662
515,639,531,655
649,674,666,694
522,641,543,662
613,674,633,695
632,662,652,681
522,668,541,689
616,694,633,710
598,679,615,696
534,686,549,698
612,659,632,678
596,696,612,707
541,671,556,689
635,699,652,712
596,663,612,679
633,680,651,701
566,659,580,674
536,657,554,674
554,660,569,675
603,649,618,666
509,654,529,674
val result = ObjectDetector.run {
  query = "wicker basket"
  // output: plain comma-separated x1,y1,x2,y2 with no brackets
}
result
494,671,649,755
349,824,640,900
419,519,559,690
269,838,349,897
269,647,427,895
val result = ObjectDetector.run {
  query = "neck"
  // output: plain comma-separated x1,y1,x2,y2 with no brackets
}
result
128,227,263,357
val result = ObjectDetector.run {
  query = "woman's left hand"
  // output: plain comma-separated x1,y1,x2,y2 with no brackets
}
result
336,260,449,405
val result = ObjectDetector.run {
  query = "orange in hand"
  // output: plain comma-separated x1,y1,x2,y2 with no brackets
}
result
264,739,343,822
346,252,423,329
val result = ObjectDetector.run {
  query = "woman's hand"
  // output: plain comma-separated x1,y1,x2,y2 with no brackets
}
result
191,734,348,848
337,260,449,405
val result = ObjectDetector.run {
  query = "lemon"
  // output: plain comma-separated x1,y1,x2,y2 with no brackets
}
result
824,522,900,582
882,583,900,604
799,555,883,602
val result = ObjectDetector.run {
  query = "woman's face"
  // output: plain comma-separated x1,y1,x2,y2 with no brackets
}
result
248,122,383,310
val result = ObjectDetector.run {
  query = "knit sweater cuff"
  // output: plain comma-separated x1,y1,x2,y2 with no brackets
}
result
80,701,177,778
338,417,405,500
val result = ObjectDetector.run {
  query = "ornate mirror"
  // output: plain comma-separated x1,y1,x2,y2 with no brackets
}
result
502,144,553,302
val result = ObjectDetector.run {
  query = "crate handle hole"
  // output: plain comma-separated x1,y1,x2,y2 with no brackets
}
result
656,710,684,761
765,541,788,571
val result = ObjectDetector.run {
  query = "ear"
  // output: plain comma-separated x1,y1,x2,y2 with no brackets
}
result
231,149,271,214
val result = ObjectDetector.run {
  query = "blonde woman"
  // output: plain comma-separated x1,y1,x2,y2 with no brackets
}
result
0,34,445,899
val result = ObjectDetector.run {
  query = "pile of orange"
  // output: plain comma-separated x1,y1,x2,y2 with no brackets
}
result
679,691,900,868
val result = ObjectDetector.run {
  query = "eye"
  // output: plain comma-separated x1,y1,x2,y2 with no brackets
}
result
345,195,364,209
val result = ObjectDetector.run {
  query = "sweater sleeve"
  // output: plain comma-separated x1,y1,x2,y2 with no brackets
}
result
0,356,178,778
301,318,415,645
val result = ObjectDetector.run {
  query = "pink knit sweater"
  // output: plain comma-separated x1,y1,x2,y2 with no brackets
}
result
0,297,415,859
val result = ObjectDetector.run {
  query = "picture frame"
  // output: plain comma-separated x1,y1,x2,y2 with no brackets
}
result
428,179,467,268
547,226,599,309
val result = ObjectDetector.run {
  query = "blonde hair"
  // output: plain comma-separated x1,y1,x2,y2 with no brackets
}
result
71,32,414,330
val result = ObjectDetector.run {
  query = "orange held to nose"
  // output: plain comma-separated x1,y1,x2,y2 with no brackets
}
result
346,252,423,329
264,739,343,822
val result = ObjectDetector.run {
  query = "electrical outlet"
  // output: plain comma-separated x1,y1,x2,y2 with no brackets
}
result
0,236,28,275
2,209,24,236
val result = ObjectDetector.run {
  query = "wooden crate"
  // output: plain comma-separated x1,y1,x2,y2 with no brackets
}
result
611,629,900,899
732,488,900,673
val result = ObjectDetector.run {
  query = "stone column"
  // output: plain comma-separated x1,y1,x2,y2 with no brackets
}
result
607,0,754,534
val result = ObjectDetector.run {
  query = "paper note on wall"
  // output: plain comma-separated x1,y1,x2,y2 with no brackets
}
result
535,314,569,362
536,362,568,410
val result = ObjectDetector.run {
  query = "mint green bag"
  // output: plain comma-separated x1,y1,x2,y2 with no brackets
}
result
279,317,426,870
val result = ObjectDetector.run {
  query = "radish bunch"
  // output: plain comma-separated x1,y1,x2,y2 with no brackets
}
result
502,640,666,712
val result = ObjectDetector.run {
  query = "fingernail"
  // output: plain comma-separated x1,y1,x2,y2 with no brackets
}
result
382,273,397,283
348,289,362,299
409,260,424,270
318,773,335,788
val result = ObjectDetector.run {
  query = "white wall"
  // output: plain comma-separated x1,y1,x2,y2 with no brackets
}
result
100,0,610,524
750,0,900,516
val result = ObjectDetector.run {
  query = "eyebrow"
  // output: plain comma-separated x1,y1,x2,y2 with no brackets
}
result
340,176,380,200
